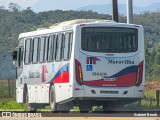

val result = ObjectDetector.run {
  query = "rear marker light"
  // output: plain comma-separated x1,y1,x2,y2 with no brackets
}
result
106,54,114,56
75,59,83,85
139,90,143,92
80,24,85,26
136,61,144,86
75,88,80,90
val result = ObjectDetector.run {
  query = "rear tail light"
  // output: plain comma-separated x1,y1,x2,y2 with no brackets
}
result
136,61,144,86
75,59,83,85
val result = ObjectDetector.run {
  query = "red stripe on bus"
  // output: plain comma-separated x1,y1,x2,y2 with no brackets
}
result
83,73,137,87
54,72,69,83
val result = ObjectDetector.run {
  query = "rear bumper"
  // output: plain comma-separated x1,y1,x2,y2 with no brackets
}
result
73,97,141,106
73,85,144,99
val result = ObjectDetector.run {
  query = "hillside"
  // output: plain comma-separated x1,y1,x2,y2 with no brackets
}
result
0,8,111,51
0,5,160,82
77,3,160,15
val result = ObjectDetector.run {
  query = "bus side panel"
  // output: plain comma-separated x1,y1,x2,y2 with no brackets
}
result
16,70,24,103
27,84,50,103
16,85,24,103
61,83,72,101
54,83,61,103
28,85,36,103
52,61,71,103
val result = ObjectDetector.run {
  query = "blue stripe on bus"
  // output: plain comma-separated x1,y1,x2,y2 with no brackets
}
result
111,66,138,78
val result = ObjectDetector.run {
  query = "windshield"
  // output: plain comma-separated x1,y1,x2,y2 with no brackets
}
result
81,27,138,53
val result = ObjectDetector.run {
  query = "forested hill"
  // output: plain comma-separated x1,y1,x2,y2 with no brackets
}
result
0,8,112,52
0,5,160,81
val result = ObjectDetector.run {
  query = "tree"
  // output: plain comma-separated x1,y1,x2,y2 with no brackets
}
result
8,3,21,12
0,6,5,10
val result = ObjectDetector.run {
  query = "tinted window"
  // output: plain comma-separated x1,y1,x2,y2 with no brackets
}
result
68,33,73,59
55,34,63,61
48,35,56,61
25,39,31,64
63,33,73,60
44,37,49,62
32,38,39,63
39,37,46,62
19,47,24,67
81,27,138,53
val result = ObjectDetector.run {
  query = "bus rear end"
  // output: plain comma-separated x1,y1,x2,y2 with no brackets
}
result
73,22,145,109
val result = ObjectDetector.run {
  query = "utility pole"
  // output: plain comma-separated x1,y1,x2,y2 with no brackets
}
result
112,0,119,22
126,0,133,24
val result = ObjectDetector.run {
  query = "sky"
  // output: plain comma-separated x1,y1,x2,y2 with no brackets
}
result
1,0,160,12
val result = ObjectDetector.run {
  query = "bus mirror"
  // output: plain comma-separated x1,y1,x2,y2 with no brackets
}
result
11,51,17,61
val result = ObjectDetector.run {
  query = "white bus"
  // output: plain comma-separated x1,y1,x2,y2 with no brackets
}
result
12,19,145,112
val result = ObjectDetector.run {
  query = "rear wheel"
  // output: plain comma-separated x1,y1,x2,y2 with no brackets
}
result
49,85,57,112
23,85,38,111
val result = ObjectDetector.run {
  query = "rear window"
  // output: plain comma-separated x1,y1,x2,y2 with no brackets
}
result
81,27,138,53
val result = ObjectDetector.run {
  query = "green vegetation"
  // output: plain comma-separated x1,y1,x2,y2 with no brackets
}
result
0,98,27,110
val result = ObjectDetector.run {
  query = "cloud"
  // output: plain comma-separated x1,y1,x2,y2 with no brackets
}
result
0,0,39,8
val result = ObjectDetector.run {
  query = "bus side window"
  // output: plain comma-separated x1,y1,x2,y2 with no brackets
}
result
44,36,49,62
32,37,39,63
49,35,56,61
39,37,46,62
18,47,24,67
24,39,31,64
63,33,72,60
55,34,63,61
68,33,73,59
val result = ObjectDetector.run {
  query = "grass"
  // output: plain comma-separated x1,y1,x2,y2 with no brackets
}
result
0,98,27,110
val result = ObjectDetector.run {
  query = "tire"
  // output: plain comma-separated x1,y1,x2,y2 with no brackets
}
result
23,85,38,111
23,84,28,103
49,85,57,112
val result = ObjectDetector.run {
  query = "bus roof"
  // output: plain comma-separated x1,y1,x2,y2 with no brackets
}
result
49,19,116,28
18,19,142,40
